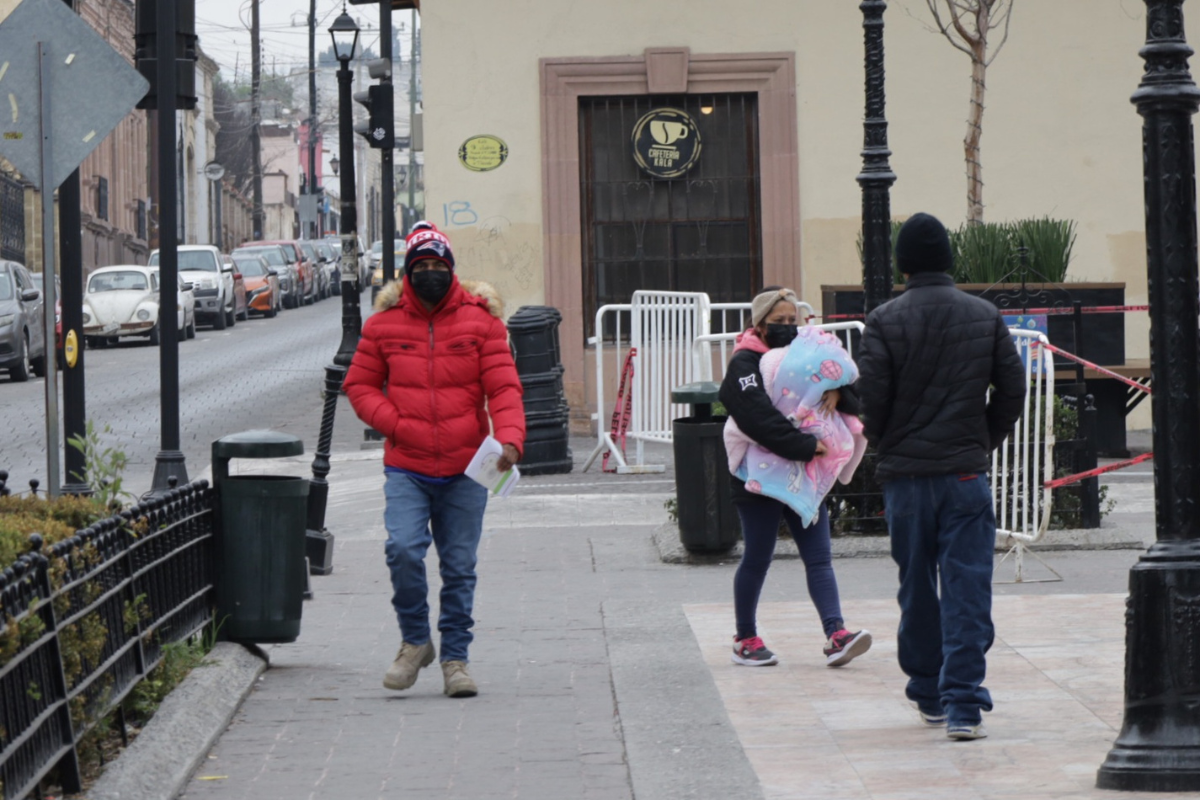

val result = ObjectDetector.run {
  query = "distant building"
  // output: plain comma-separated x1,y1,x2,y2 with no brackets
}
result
261,122,300,240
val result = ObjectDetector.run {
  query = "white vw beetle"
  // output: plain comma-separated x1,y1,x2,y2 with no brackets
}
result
82,265,196,347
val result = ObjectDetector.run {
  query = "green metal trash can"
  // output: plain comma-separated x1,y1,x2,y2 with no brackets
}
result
671,382,740,553
213,430,308,643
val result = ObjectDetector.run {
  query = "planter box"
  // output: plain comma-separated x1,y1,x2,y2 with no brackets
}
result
821,282,1126,367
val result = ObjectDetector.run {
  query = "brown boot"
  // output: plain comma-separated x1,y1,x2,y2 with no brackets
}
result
441,660,478,697
383,641,435,690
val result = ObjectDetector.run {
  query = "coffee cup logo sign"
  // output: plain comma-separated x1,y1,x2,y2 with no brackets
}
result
632,108,702,179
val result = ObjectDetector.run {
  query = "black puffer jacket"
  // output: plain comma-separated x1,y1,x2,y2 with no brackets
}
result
857,272,1026,483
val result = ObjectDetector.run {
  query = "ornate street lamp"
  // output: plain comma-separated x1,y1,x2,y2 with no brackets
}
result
328,8,359,64
304,6,362,577
1096,0,1200,791
330,154,340,176
857,0,897,316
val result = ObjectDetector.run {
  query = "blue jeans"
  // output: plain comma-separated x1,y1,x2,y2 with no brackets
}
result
734,499,843,640
883,473,996,726
383,472,489,662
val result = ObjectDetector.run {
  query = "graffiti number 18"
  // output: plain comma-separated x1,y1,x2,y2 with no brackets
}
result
443,201,479,227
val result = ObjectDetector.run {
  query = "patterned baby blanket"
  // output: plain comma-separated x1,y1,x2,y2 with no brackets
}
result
724,327,867,526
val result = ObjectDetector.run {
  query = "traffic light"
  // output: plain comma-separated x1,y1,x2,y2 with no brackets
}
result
353,59,394,149
134,0,199,110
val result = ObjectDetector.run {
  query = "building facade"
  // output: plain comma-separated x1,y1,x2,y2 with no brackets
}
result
421,0,1181,430
74,0,149,270
261,122,300,240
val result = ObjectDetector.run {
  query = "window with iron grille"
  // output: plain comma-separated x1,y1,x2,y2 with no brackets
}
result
97,176,109,221
579,94,763,340
0,172,24,263
137,199,147,240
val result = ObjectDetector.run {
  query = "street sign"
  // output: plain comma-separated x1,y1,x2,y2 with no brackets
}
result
0,0,149,190
204,161,225,181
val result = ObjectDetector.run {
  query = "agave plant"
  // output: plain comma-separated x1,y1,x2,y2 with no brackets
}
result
856,217,1076,286
951,222,1016,284
1011,217,1076,284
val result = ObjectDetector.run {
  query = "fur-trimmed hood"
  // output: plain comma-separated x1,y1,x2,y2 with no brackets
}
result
373,277,505,319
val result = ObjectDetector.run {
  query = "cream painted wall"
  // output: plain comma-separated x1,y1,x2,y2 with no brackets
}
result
423,0,1192,429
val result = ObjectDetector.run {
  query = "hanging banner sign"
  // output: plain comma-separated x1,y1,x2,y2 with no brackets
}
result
458,135,508,172
631,107,701,179
1003,313,1051,373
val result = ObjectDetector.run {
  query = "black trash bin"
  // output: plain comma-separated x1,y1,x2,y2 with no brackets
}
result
212,430,309,643
508,307,559,376
672,382,740,553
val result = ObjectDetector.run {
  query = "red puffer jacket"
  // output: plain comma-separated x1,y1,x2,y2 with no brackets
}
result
344,275,525,477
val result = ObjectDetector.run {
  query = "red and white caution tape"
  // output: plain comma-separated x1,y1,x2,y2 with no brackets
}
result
1044,452,1154,490
1038,341,1151,395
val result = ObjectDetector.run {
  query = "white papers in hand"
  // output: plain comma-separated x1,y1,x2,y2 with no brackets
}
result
465,436,521,497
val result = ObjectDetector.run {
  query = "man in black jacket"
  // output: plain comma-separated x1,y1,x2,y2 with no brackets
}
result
857,212,1025,741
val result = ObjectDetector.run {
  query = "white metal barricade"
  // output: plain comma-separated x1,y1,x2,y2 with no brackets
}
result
993,329,1057,582
583,292,711,472
694,318,861,383
584,302,633,472
585,295,817,473
630,291,712,451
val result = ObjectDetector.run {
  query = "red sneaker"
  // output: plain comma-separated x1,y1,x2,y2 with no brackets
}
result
824,628,872,667
731,635,779,666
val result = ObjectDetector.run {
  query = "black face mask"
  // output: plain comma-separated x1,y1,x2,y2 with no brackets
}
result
410,270,452,305
764,323,798,349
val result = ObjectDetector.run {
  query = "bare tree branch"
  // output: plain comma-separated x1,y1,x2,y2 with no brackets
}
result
948,3,981,49
901,1,942,35
927,0,976,57
985,0,1014,66
925,0,1014,224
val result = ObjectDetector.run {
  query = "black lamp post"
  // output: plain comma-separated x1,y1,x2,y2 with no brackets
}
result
857,0,897,316
303,7,361,577
1096,0,1200,791
148,0,189,496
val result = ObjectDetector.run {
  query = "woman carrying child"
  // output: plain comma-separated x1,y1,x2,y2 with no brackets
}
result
718,287,872,667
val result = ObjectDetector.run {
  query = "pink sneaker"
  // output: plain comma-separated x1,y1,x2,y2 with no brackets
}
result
731,635,779,666
823,628,872,667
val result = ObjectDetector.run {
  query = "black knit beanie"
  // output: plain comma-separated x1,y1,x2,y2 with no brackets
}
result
895,213,953,275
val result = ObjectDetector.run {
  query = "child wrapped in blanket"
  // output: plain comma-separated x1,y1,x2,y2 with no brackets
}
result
718,287,872,667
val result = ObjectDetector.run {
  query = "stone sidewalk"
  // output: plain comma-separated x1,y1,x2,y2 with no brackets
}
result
172,448,1165,800
688,596,1195,800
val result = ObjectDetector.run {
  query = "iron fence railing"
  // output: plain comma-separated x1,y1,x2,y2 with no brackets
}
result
0,481,215,799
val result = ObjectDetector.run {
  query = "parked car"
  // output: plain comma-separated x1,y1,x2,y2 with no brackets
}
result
225,259,249,321
0,260,48,381
299,240,330,300
30,271,63,370
241,240,316,306
231,253,282,317
369,238,406,301
232,244,297,308
315,240,341,295
148,245,239,329
82,266,195,346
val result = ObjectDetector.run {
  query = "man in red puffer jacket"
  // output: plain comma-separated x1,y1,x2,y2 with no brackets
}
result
344,227,525,698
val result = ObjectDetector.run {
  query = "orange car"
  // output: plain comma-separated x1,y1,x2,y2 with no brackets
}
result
231,252,282,317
